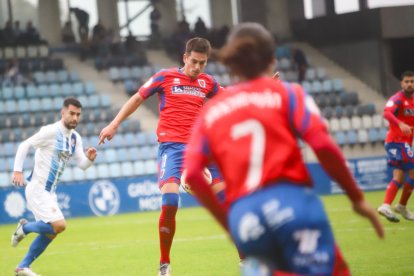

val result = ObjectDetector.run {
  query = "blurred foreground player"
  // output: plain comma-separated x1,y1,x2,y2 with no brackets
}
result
378,71,414,222
98,38,226,276
184,22,384,275
11,97,97,276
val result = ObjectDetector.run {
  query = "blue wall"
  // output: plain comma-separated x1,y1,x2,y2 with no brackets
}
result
0,156,391,225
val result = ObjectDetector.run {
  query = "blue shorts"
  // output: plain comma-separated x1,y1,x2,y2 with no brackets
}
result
385,142,414,171
158,142,222,188
228,183,338,275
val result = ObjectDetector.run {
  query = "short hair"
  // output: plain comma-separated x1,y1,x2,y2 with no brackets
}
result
63,97,82,108
185,37,211,56
219,22,275,79
401,71,414,80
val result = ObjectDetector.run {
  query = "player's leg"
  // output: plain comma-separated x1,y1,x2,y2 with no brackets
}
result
395,166,414,220
378,143,405,222
229,183,346,275
14,185,65,273
157,143,184,275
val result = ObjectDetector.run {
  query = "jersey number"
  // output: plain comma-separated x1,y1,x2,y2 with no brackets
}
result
231,119,265,191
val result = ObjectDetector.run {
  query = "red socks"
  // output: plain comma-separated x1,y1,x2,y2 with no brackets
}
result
384,180,401,205
399,183,414,206
159,205,178,264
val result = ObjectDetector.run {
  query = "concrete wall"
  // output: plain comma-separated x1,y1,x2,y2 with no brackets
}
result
266,0,292,40
38,0,61,45
97,0,120,40
209,0,233,28
380,6,414,39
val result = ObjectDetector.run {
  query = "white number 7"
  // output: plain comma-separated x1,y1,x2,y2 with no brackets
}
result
231,119,265,191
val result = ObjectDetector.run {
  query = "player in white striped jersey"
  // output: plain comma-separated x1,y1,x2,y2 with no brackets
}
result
11,97,97,276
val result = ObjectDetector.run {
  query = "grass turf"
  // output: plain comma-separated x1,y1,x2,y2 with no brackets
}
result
1,190,413,275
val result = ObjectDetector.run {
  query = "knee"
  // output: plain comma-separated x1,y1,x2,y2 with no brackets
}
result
52,221,67,234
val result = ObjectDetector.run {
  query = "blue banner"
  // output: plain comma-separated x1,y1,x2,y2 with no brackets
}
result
0,156,391,225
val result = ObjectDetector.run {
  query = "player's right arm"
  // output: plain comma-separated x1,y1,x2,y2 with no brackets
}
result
98,93,144,144
12,126,53,186
184,117,228,230
98,71,164,145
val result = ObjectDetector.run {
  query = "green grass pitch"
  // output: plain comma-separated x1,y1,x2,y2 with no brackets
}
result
1,190,413,275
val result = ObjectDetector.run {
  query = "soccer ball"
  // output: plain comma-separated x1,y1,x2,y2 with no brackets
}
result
180,168,212,195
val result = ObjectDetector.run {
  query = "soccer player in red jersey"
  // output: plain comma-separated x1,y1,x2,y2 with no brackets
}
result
184,23,384,275
377,71,414,222
98,37,225,276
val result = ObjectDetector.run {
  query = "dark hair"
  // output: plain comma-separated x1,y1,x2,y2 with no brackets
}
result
219,22,275,79
63,97,82,108
185,37,211,56
401,71,414,80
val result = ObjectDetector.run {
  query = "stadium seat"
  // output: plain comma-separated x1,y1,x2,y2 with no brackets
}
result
144,160,157,174
46,71,57,84
339,117,351,131
104,148,118,163
14,86,25,99
372,114,383,128
57,70,69,83
361,115,373,129
329,117,340,132
121,162,134,177
72,82,84,95
0,172,11,187
85,165,97,180
26,85,38,98
69,71,80,82
119,67,131,80
2,87,14,100
351,116,362,130
27,45,38,58
109,67,120,82
333,79,344,92
322,79,333,93
38,45,49,58
347,130,358,146
368,128,379,143
84,82,97,95
305,68,316,81
128,146,141,161
72,167,86,181
357,129,368,144
316,67,326,80
109,163,122,178
97,163,110,179
133,160,146,175
379,127,388,141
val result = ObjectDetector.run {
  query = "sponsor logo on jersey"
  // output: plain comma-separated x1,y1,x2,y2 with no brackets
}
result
404,108,414,116
198,79,206,88
172,85,205,98
173,78,180,84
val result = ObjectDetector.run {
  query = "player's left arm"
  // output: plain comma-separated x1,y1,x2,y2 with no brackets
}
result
74,134,96,170
184,117,228,230
288,84,384,238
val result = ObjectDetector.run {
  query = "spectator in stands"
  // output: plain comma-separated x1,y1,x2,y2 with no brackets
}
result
92,20,106,42
3,59,24,86
377,70,414,222
62,21,76,44
69,7,89,42
13,21,23,44
194,17,208,38
150,4,161,38
24,21,40,44
292,47,308,83
3,20,15,45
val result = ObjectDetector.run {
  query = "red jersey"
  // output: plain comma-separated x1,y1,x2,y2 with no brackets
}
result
384,90,414,144
187,77,327,204
138,68,220,143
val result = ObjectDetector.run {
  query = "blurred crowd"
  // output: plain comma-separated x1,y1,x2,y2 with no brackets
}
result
0,20,42,46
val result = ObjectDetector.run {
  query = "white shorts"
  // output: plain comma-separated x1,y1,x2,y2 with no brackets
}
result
25,182,64,223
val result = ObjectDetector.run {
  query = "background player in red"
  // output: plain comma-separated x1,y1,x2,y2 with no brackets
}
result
377,71,414,222
98,37,225,276
184,22,384,275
